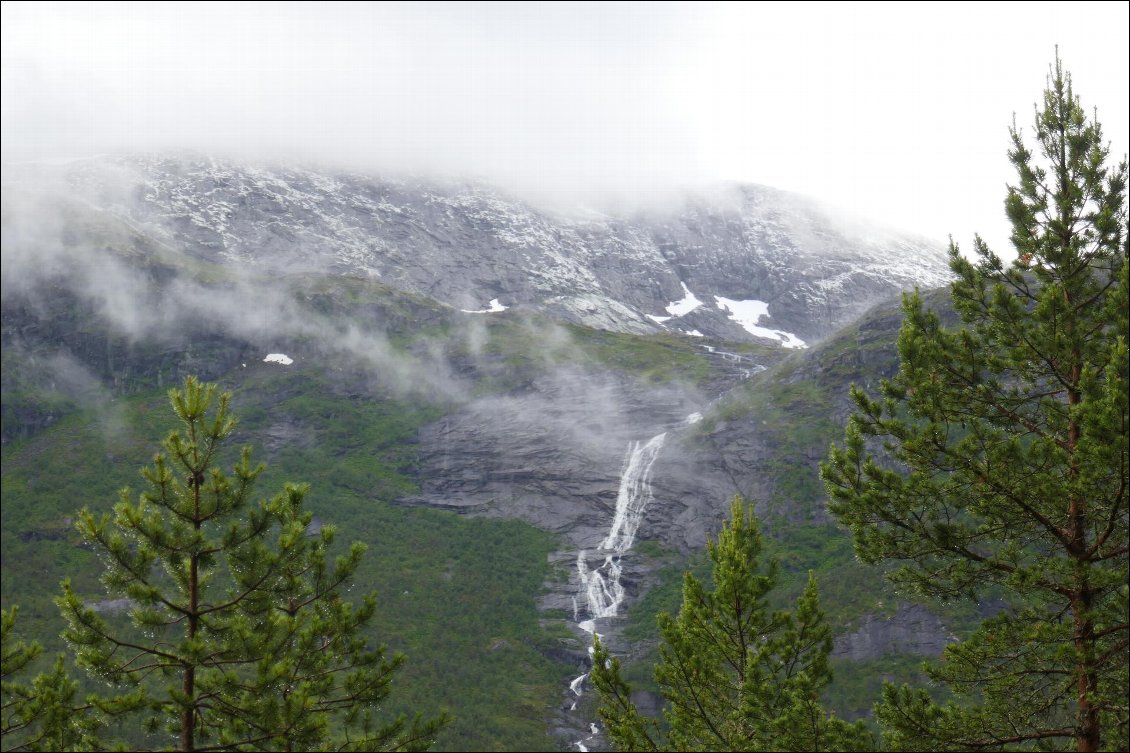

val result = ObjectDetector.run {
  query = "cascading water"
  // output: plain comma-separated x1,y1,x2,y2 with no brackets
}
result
568,431,666,750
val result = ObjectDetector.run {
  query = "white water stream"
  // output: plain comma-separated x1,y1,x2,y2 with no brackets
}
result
568,432,666,750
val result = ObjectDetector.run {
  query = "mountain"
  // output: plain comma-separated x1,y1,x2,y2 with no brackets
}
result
1,154,959,750
5,154,950,343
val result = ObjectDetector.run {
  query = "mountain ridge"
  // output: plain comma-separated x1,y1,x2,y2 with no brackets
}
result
4,153,952,346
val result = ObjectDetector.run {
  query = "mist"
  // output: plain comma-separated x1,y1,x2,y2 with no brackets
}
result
1,3,709,213
5,2,1127,249
0,184,466,404
1,175,718,453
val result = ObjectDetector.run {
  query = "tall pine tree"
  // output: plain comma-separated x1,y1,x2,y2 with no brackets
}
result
56,376,448,751
822,54,1128,751
590,497,873,752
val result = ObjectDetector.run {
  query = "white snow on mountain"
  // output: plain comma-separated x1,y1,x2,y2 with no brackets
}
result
461,298,509,314
665,282,703,317
25,154,953,347
714,296,807,349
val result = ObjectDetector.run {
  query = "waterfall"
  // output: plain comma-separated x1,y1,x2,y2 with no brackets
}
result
577,432,666,626
600,433,667,553
569,431,666,750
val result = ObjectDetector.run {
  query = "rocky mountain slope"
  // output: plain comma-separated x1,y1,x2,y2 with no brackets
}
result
6,154,950,345
2,154,960,749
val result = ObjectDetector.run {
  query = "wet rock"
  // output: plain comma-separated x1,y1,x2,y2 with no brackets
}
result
832,602,957,660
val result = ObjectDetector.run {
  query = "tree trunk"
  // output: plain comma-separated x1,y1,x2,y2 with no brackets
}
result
182,472,202,751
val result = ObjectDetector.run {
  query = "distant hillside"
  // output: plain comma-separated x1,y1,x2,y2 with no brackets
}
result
2,155,962,748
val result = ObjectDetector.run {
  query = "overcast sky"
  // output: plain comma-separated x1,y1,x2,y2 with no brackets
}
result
3,1,1128,252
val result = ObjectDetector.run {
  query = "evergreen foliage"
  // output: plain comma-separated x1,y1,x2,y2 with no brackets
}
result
53,376,449,751
590,497,873,752
822,55,1128,751
1,607,99,752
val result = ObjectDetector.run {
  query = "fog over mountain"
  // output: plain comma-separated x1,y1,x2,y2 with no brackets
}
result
4,3,1127,250
2,153,951,348
2,148,953,549
3,4,1127,750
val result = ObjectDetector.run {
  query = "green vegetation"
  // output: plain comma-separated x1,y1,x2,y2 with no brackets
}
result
0,372,568,752
621,527,909,722
1,607,97,751
8,56,1121,753
47,376,448,750
567,326,713,386
823,56,1128,750
824,655,930,724
591,498,874,751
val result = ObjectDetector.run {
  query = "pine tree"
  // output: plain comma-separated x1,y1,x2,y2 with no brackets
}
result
822,54,1128,751
1,607,99,751
55,376,449,751
589,497,873,752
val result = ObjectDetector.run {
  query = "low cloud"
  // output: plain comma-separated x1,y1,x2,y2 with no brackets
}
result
1,3,708,214
1,184,467,401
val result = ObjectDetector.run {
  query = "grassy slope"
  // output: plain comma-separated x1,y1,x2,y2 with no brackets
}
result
1,254,731,749
0,365,569,751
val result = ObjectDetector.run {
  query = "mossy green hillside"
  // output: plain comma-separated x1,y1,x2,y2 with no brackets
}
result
0,372,571,752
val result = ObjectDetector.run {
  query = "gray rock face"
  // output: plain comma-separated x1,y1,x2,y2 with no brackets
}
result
36,154,950,346
407,367,710,545
833,603,958,661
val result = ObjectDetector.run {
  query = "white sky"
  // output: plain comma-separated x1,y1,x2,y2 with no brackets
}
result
3,1,1128,252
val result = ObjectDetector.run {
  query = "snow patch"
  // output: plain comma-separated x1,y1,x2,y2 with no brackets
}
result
665,282,703,317
460,298,509,314
714,296,807,349
263,353,294,365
